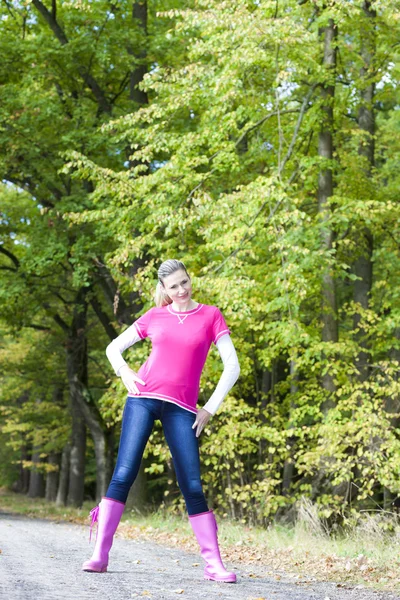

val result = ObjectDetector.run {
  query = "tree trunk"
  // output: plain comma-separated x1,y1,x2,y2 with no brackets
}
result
67,397,86,507
105,425,116,487
13,394,31,493
353,0,375,382
318,17,338,406
126,1,149,179
125,462,147,513
94,263,133,326
45,452,60,502
282,360,299,494
27,450,45,498
16,445,31,494
352,229,373,381
258,366,272,460
66,287,111,502
130,1,148,106
383,328,400,508
56,443,71,506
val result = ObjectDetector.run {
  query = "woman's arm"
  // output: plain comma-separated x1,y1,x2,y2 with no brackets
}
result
192,334,240,436
106,324,146,394
105,323,142,375
202,334,240,415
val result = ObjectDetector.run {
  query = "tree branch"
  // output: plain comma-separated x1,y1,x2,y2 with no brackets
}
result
110,71,131,104
32,0,68,44
279,84,317,176
0,245,20,268
32,0,112,114
214,85,317,273
86,7,113,78
42,305,69,333
52,291,74,305
234,109,299,150
27,324,52,331
181,108,302,207
90,296,118,341
2,0,19,22
88,354,110,379
92,257,133,325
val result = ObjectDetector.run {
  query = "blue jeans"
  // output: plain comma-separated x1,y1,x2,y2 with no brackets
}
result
106,397,209,515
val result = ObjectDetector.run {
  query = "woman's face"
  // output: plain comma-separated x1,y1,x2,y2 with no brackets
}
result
162,269,192,305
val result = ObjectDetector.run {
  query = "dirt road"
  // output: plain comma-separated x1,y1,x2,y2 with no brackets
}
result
0,512,398,600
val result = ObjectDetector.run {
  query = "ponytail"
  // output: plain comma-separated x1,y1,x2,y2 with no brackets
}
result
154,280,172,308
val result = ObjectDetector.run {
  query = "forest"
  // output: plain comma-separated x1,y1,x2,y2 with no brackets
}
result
0,0,399,527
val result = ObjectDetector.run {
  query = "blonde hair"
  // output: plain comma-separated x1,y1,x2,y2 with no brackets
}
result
155,259,190,307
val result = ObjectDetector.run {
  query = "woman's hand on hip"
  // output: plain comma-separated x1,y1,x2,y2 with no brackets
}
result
192,408,212,438
119,365,146,395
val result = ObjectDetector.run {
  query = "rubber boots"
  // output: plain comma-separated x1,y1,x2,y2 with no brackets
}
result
82,497,125,573
189,510,236,583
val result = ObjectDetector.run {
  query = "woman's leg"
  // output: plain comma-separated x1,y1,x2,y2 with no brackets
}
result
162,402,236,583
106,397,156,502
188,510,236,582
161,403,208,515
82,497,125,572
82,397,156,572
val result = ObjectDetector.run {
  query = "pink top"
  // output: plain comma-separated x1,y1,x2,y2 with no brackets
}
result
130,303,231,413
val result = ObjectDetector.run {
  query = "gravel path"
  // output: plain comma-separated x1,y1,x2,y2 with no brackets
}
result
0,512,399,600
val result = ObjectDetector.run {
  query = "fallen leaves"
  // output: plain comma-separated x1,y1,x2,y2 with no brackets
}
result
112,521,400,593
131,589,184,597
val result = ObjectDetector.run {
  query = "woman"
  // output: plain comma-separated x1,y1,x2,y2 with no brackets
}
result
82,259,240,582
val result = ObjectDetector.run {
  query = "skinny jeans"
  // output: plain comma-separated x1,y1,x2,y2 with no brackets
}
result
106,397,209,515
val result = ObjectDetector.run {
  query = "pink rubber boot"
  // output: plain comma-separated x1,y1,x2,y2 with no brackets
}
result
189,510,236,583
82,497,125,573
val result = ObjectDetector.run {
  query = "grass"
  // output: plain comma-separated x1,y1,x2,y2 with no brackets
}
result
1,490,399,592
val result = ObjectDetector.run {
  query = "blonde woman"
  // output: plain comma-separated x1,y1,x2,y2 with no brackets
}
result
82,259,240,582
